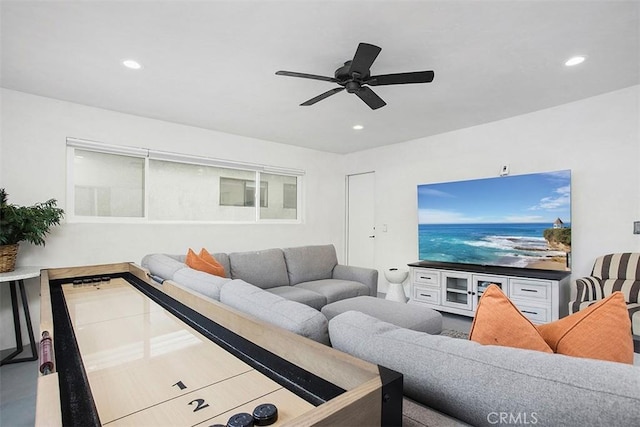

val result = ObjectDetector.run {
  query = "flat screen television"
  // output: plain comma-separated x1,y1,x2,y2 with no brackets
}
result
417,170,571,271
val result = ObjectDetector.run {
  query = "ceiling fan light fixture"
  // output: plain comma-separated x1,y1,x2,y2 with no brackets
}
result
122,59,142,70
276,42,434,110
565,55,586,67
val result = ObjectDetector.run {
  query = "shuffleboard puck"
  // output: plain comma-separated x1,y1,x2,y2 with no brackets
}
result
252,403,278,426
226,412,254,427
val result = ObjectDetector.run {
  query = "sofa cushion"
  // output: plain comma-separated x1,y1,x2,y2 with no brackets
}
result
171,267,231,301
295,279,370,304
321,296,442,334
199,248,227,277
329,311,640,427
471,286,633,364
282,245,338,286
332,264,378,296
170,252,231,278
186,248,226,277
266,286,327,311
469,285,552,353
592,252,640,281
141,254,186,280
228,248,289,289
220,279,329,344
537,291,634,364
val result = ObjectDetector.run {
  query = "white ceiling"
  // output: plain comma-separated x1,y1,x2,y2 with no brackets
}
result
1,1,638,154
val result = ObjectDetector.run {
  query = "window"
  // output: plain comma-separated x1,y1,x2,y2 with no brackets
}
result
260,173,297,220
283,183,297,209
73,149,145,218
67,138,303,223
219,177,268,208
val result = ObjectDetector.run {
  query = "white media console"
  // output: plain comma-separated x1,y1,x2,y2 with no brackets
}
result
408,261,572,323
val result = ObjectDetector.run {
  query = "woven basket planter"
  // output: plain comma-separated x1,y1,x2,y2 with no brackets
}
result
0,244,19,273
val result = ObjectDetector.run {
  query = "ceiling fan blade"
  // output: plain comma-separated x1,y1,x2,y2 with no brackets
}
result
347,43,382,77
354,86,386,110
366,70,435,86
276,70,338,83
300,87,345,106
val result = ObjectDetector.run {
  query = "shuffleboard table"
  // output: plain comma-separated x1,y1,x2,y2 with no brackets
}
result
35,263,402,426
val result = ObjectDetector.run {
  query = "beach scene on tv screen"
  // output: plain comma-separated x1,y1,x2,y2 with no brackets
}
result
418,170,571,271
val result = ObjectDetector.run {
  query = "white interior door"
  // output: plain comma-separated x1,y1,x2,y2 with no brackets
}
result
346,172,375,268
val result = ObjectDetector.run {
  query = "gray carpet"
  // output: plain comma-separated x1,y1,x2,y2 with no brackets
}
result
440,329,470,340
403,397,470,426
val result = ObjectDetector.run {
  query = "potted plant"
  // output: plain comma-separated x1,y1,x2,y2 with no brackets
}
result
0,188,65,273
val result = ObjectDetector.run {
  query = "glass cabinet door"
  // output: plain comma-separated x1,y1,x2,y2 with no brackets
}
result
472,274,509,310
442,272,472,310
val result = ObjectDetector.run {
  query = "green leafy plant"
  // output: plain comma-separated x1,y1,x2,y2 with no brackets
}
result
0,188,65,246
543,227,572,246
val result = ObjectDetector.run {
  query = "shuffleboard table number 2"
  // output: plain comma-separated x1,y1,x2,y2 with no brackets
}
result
189,399,210,412
173,380,211,413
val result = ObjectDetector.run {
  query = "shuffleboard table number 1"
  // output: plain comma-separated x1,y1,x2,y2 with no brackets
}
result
173,380,187,391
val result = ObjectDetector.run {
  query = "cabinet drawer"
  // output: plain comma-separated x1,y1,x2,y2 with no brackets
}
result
413,286,440,305
509,279,550,301
413,269,440,286
515,303,551,324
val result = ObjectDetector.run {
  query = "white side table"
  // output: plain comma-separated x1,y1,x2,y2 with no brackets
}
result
384,268,409,303
0,266,42,365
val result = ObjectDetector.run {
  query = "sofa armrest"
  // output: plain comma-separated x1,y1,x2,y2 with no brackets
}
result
570,276,603,303
332,264,378,296
141,253,186,281
220,279,329,344
568,276,603,314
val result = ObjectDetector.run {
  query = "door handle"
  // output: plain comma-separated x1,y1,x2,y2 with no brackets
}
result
368,235,375,238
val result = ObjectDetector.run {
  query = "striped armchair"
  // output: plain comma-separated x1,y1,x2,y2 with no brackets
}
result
569,253,640,335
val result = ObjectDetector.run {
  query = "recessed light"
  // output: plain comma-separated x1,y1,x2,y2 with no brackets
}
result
565,56,586,67
122,59,142,70
353,125,364,130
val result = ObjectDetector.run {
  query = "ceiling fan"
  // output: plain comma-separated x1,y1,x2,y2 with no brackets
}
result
276,42,435,110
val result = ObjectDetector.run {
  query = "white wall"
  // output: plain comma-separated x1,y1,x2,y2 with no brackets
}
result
344,85,640,294
0,89,346,350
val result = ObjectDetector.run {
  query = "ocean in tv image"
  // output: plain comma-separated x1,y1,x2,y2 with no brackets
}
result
418,170,571,271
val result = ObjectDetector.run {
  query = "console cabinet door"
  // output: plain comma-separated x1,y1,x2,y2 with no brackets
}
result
441,272,472,311
411,268,440,306
412,285,440,305
471,274,509,310
509,278,554,323
412,268,439,287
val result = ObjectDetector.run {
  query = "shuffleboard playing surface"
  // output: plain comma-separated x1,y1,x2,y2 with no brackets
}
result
61,278,314,426
37,264,403,427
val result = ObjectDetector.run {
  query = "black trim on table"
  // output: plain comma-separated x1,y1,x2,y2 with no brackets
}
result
50,278,102,427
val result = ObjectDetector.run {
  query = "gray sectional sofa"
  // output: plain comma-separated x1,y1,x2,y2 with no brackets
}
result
142,245,640,426
141,244,377,344
329,310,640,427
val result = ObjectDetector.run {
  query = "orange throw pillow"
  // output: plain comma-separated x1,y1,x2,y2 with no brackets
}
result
185,248,225,278
469,285,553,353
537,292,633,364
198,248,227,278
